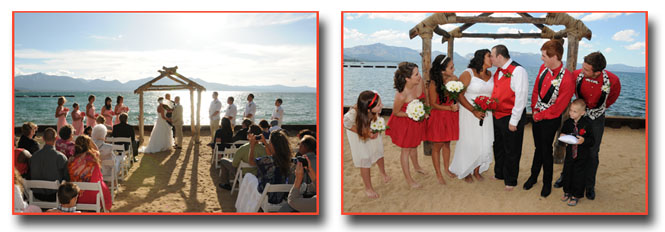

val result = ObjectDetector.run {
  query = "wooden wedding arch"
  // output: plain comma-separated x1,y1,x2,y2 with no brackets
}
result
409,12,592,161
134,66,206,144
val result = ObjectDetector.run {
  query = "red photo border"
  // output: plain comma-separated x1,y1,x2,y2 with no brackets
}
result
11,11,320,216
340,11,649,215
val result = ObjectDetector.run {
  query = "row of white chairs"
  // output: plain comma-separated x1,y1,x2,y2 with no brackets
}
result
105,137,134,202
23,180,107,212
212,140,249,193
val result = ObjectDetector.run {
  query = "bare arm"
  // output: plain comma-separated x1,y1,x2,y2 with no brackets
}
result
392,92,408,117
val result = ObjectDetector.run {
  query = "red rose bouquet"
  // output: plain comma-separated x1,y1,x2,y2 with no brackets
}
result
472,96,498,126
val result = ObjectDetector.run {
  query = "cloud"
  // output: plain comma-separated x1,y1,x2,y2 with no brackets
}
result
497,27,520,34
612,29,638,42
579,40,593,49
90,35,124,40
370,29,407,42
625,42,645,50
604,47,613,53
14,43,317,87
581,13,624,22
366,13,428,23
344,27,365,40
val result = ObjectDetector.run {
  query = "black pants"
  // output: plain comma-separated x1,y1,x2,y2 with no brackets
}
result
492,110,526,186
586,114,605,191
563,151,587,198
527,116,562,189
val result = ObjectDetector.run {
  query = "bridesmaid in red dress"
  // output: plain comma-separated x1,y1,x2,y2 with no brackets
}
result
386,62,427,188
426,55,460,185
86,95,97,128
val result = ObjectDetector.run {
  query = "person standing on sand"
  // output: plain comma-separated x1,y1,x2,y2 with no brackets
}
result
208,92,222,142
172,96,184,149
553,51,621,200
489,44,529,191
244,93,257,123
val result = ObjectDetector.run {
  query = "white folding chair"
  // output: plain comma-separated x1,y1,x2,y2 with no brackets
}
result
229,161,252,193
213,140,246,169
101,159,118,203
111,144,130,180
71,181,107,212
24,180,60,209
254,183,293,213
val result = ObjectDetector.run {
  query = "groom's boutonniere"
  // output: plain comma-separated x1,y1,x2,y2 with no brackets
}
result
503,72,512,78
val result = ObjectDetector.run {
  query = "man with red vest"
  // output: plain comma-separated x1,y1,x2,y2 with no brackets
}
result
553,52,621,200
490,44,529,191
523,40,575,198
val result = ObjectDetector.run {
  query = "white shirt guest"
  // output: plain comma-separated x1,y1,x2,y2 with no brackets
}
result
209,92,223,140
224,97,238,128
244,93,257,123
271,98,284,127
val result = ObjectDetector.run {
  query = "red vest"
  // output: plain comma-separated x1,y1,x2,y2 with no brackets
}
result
491,62,520,119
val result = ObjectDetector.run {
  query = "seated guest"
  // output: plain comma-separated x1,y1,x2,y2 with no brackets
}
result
95,115,112,132
288,155,316,212
253,130,294,205
14,169,42,213
30,128,69,202
112,113,138,162
67,135,113,211
56,125,75,159
297,129,316,139
259,120,271,139
83,126,93,136
92,124,122,179
295,135,317,197
18,122,40,155
212,118,235,151
269,120,281,133
218,125,266,191
14,138,32,179
232,119,253,142
46,182,81,213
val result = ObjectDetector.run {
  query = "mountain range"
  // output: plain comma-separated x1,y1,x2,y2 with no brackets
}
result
344,43,646,74
14,73,316,92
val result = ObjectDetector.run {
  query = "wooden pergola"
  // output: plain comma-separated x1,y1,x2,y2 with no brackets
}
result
134,66,206,144
409,12,592,160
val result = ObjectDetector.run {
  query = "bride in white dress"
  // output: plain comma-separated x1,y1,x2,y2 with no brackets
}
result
449,49,495,182
142,97,174,154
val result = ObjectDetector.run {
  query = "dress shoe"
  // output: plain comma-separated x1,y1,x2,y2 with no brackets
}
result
540,186,551,197
586,188,595,200
218,183,232,191
553,176,563,188
523,179,536,190
133,157,139,163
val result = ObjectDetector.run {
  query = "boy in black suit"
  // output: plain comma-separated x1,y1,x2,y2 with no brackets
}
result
560,99,595,206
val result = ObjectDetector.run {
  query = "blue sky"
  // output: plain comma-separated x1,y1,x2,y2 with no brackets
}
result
344,12,647,67
14,13,317,87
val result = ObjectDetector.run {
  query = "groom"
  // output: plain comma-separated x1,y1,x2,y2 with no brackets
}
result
490,44,529,191
172,96,184,149
165,93,176,139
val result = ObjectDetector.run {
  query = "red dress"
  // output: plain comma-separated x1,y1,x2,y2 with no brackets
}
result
426,96,459,142
386,93,426,148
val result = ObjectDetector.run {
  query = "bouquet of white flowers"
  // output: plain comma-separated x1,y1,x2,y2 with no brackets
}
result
443,80,465,102
370,117,388,133
405,99,430,122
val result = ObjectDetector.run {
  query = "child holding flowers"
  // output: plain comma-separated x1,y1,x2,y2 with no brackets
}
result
386,62,427,189
426,55,460,185
344,91,391,198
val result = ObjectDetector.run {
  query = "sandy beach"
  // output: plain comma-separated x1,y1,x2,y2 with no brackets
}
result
342,117,647,213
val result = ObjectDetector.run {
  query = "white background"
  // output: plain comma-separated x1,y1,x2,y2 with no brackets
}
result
1,0,660,231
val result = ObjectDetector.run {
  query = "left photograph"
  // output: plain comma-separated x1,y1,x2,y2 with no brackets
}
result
13,12,319,214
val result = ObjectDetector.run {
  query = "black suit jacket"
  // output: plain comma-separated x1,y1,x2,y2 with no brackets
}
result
112,122,137,152
561,116,595,159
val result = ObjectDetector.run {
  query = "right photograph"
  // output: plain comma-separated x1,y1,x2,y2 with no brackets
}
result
341,12,647,214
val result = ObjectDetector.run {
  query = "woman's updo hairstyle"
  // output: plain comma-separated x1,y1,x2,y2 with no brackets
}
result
393,62,418,92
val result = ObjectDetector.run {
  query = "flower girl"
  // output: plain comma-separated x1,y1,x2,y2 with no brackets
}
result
344,91,391,198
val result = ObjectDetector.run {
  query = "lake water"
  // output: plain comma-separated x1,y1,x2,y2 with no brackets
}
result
343,61,646,118
14,90,317,126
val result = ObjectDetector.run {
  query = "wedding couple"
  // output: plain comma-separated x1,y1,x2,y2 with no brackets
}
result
449,44,528,191
143,93,184,153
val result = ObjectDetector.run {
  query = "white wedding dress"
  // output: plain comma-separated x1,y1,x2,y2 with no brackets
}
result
449,68,495,178
142,105,174,154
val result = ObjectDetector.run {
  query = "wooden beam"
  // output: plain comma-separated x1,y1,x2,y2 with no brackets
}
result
434,26,450,38
447,37,454,60
460,33,545,39
138,92,144,143
517,12,547,30
164,75,187,85
455,16,547,24
189,89,195,137
196,90,202,143
134,74,166,94
457,12,493,32
172,73,206,91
